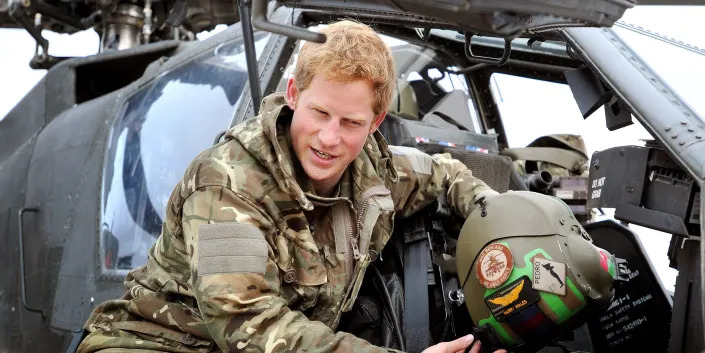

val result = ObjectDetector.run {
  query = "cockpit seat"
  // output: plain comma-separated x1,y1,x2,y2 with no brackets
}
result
421,90,477,132
379,113,526,193
389,79,420,120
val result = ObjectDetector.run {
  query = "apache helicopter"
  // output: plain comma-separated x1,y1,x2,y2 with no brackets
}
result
1,0,704,352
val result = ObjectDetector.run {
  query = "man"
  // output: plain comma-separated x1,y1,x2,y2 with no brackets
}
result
77,20,503,353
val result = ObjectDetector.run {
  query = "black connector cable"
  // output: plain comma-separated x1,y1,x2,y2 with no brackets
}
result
370,264,406,352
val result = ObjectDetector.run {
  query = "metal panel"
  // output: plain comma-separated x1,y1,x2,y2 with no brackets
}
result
24,87,127,337
669,238,705,353
0,138,34,353
585,220,672,353
0,79,45,163
586,146,650,209
280,0,633,36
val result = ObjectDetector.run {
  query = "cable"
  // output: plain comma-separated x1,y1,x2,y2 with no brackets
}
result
370,264,406,352
463,337,479,353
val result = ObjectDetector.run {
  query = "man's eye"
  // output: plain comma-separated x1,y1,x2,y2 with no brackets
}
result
346,120,363,127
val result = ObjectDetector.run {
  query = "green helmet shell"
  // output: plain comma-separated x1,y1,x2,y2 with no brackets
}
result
456,191,616,348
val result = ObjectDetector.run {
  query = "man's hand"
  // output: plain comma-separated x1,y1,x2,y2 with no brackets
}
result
421,334,508,353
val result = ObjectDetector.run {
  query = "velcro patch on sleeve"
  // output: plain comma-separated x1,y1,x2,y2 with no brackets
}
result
197,222,268,275
388,145,432,175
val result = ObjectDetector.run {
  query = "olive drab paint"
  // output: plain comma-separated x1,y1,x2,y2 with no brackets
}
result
455,191,617,348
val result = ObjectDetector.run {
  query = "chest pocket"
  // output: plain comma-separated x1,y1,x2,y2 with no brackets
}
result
274,226,328,311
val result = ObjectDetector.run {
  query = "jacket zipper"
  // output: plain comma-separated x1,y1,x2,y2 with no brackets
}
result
344,207,355,282
354,186,392,257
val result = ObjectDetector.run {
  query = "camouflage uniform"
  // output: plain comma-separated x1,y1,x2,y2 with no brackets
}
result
77,93,496,353
511,134,590,178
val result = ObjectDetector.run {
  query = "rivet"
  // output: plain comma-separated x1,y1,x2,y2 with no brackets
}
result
665,127,672,131
671,135,678,139
697,135,702,139
688,128,695,132
559,219,565,225
679,142,685,146
681,121,688,125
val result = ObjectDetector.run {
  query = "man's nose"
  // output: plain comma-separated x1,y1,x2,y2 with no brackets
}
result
318,119,341,147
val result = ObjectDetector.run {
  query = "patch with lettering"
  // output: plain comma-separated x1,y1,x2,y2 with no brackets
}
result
476,243,514,288
484,276,540,322
532,257,567,295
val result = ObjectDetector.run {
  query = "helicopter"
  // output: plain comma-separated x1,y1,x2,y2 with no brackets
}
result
1,1,704,352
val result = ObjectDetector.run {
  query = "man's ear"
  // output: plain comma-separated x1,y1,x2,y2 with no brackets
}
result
369,111,387,134
285,77,298,110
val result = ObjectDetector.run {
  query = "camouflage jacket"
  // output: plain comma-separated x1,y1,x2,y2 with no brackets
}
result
78,93,495,353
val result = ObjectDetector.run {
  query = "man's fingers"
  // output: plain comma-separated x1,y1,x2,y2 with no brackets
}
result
443,334,475,352
467,339,481,353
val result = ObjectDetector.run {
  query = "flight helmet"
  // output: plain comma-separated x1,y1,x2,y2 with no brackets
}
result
456,191,617,351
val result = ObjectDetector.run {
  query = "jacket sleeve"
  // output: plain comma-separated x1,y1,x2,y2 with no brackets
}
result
182,185,397,353
387,146,498,219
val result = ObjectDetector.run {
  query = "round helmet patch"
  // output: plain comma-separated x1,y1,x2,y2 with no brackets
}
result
476,243,514,288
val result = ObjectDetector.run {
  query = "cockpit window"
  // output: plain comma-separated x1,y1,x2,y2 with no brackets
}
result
490,73,653,156
100,32,270,275
390,44,482,133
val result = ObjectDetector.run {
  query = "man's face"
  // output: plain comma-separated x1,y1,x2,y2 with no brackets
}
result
286,74,385,195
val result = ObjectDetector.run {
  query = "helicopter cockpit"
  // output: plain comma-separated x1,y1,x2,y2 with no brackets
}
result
3,1,705,353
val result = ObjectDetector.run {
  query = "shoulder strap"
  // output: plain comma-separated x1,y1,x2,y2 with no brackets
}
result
403,216,431,352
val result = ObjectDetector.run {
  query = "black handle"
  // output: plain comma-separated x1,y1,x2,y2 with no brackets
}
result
18,207,45,318
465,35,512,66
